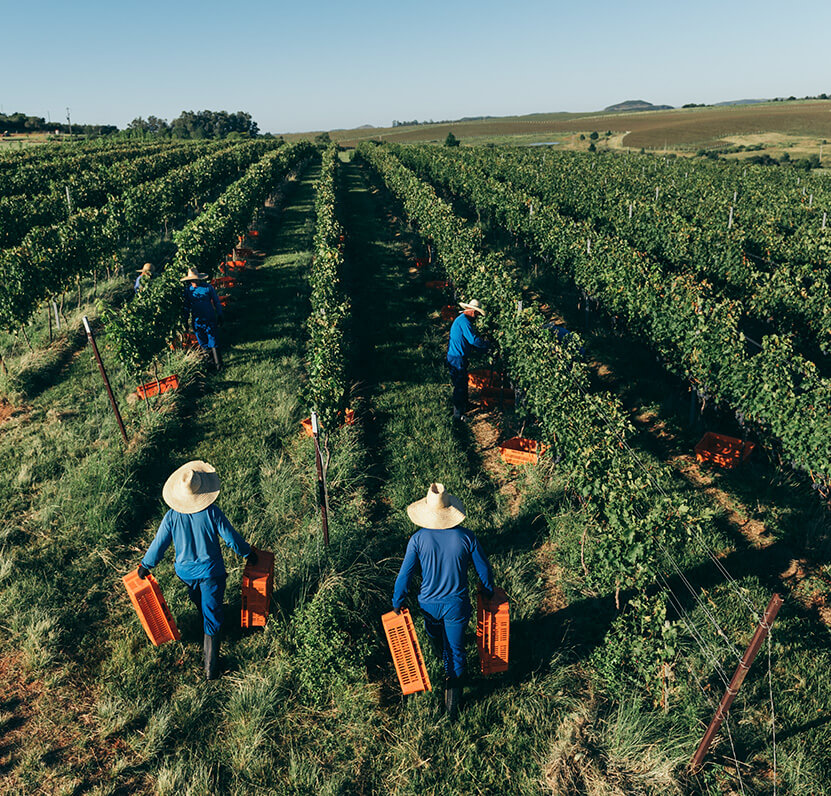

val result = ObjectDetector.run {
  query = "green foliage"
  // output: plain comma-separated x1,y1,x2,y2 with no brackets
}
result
357,141,685,596
104,141,314,373
291,573,374,707
307,144,350,430
445,131,460,147
0,140,272,333
590,592,678,701
388,142,831,486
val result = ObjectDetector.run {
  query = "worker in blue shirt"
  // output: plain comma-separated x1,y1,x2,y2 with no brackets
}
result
181,267,224,369
134,262,154,293
447,298,490,422
393,482,495,720
137,460,257,680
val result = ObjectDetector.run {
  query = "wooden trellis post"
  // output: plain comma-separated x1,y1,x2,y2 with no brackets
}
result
690,593,783,770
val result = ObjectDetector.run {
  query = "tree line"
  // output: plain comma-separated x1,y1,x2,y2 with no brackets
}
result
0,112,116,136
126,110,259,139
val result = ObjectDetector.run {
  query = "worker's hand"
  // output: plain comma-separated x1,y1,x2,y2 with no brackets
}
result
246,548,258,567
137,564,150,580
393,605,402,615
481,586,494,601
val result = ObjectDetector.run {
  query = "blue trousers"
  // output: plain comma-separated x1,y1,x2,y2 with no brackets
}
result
420,600,470,680
193,316,218,349
446,361,468,419
179,575,226,636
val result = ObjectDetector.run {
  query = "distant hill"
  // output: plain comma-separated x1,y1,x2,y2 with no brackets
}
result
713,98,769,106
604,100,674,112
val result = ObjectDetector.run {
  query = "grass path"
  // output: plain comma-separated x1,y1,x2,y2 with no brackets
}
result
330,159,589,795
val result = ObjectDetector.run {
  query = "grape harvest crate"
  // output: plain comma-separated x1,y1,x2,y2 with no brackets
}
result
218,295,230,308
425,280,451,289
212,276,237,290
440,304,458,321
694,432,756,469
499,437,547,466
122,569,180,646
241,548,274,628
468,369,506,391
469,369,515,406
169,332,199,351
301,408,355,436
382,609,432,695
477,588,510,674
136,374,179,400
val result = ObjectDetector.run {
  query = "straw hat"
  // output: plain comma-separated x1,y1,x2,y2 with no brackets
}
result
181,267,209,282
162,460,221,514
459,299,485,316
406,483,466,529
137,263,154,276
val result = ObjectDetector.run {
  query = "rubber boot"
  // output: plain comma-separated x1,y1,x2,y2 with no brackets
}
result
429,636,444,665
211,347,222,371
444,677,462,722
203,633,220,680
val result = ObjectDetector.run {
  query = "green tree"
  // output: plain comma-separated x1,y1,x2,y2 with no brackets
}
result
445,131,460,147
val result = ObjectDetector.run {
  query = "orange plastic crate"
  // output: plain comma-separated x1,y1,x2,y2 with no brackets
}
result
235,246,255,258
212,276,237,289
229,259,247,271
477,588,510,674
241,549,274,628
382,609,432,695
498,437,547,465
122,569,181,646
425,280,450,289
694,432,755,469
247,229,259,237
415,259,427,269
301,408,355,436
469,369,514,406
440,305,458,321
169,332,199,351
136,374,179,399
218,294,230,308
468,369,504,390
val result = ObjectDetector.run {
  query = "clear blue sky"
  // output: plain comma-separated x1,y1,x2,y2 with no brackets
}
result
2,0,830,133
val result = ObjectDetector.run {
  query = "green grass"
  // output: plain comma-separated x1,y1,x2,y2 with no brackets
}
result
9,149,831,794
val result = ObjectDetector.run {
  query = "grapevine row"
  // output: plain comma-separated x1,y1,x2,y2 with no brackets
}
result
104,141,315,372
0,139,189,197
0,141,274,333
0,141,224,249
356,141,693,599
456,146,831,350
308,144,350,430
389,142,831,484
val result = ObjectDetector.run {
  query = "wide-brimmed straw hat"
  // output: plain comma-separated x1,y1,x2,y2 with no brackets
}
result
162,460,221,514
181,267,209,282
459,299,485,316
406,483,466,529
137,262,154,275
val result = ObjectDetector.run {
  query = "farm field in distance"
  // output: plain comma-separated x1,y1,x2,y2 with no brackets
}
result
2,124,831,795
287,99,831,164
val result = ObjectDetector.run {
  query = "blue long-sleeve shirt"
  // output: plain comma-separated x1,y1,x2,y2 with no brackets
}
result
393,526,494,609
141,504,251,580
134,275,149,293
447,314,489,369
184,283,223,324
